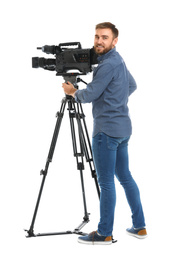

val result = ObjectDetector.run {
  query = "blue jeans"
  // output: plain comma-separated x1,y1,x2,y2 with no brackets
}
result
92,132,145,236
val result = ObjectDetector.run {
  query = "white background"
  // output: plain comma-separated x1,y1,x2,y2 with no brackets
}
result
1,0,175,259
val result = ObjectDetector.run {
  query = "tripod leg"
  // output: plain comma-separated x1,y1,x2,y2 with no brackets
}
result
26,98,67,237
77,103,100,198
68,100,90,227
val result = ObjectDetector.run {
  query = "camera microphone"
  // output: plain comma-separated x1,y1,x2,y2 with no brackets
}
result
37,45,58,55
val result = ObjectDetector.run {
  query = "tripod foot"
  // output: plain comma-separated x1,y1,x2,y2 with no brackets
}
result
25,229,36,238
112,236,118,243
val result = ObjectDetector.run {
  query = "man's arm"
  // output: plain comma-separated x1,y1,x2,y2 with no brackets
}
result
62,63,114,103
128,71,137,96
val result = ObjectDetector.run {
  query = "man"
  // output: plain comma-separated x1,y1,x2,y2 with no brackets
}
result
62,22,147,245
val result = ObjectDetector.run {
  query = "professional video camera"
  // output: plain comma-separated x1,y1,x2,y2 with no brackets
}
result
32,42,98,76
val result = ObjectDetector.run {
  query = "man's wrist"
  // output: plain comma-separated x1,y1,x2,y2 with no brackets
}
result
72,88,77,98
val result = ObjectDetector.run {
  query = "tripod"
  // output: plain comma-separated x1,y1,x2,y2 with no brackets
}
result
25,76,100,238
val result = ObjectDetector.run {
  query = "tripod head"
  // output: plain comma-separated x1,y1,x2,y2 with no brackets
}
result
63,74,79,86
62,74,87,100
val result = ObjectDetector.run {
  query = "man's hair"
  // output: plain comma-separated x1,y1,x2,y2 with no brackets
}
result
95,22,119,39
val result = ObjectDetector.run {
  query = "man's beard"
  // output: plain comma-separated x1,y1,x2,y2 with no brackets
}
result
94,43,113,55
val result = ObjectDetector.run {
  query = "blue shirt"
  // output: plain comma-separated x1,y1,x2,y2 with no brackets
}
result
75,47,137,137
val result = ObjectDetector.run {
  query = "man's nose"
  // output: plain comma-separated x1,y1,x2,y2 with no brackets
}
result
97,37,102,44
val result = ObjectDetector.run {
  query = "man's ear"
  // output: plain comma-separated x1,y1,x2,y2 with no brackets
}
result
113,37,118,46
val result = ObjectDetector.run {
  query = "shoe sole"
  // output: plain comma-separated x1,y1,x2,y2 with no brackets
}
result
126,230,148,239
77,238,112,245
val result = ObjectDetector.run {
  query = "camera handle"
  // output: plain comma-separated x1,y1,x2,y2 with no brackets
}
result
25,76,100,238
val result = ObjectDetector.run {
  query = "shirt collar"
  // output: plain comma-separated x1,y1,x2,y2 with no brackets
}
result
97,47,116,62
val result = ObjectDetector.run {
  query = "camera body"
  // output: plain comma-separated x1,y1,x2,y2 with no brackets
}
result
32,42,98,76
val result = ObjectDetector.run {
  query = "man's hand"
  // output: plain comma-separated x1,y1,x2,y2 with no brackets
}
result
62,81,77,97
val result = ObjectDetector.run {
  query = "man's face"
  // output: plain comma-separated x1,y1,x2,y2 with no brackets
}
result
94,28,118,55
